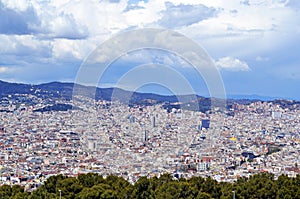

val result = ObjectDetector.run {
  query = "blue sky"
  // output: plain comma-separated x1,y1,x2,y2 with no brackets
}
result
0,0,299,99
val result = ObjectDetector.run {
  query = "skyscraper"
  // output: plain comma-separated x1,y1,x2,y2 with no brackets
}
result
201,119,210,129
151,115,156,128
142,130,149,142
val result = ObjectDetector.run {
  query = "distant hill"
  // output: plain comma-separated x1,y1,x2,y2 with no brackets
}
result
227,94,285,101
0,80,206,104
0,80,32,95
0,80,298,112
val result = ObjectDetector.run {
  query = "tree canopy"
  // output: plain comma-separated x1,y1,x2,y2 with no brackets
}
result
0,173,299,198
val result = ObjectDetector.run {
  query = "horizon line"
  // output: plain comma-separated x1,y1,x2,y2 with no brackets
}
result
0,79,298,101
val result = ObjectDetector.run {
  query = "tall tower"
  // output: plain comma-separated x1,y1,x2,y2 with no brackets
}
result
151,115,156,128
142,129,148,142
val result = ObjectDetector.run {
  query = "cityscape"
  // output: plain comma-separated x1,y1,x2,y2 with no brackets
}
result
0,82,299,193
0,0,300,198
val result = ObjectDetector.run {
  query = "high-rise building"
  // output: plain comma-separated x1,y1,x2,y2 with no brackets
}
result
201,119,210,129
151,115,155,128
142,130,149,142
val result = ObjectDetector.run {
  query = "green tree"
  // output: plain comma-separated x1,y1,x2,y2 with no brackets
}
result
56,177,83,199
43,174,66,193
0,184,12,198
11,192,29,199
78,173,104,188
132,176,151,199
196,192,213,199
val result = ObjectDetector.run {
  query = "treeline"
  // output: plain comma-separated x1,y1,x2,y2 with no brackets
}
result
0,173,299,198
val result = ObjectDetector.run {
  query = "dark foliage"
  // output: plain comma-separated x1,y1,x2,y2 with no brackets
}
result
1,173,300,198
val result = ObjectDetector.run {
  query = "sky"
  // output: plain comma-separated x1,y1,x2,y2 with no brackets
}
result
0,0,299,100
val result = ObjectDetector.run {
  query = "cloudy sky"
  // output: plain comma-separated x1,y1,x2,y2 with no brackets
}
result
0,0,299,99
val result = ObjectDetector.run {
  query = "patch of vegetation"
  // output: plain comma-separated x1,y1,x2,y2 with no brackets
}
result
1,173,300,198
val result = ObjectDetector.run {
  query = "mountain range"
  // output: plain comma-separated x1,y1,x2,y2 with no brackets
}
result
0,80,298,112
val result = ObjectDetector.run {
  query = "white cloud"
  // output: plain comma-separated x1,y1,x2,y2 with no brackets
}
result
0,0,39,35
215,57,251,71
158,2,218,28
1,0,30,11
0,66,11,73
46,13,88,39
2,0,297,62
0,0,299,91
59,0,129,36
52,39,83,61
0,0,89,39
177,0,300,59
0,34,52,57
123,0,172,29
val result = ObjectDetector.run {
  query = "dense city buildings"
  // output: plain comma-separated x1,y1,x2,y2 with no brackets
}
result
0,94,299,191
